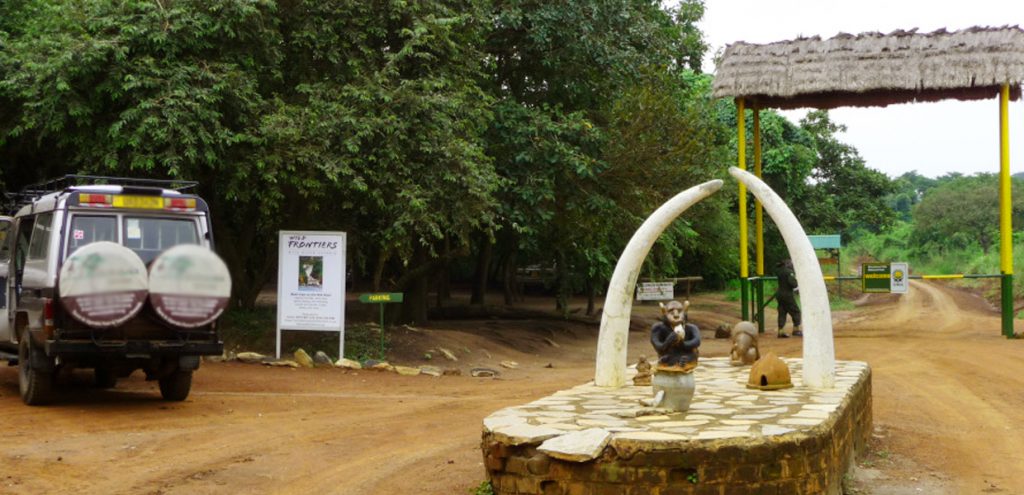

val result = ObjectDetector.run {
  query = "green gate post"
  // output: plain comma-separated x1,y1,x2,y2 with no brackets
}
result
756,278,765,333
740,278,750,321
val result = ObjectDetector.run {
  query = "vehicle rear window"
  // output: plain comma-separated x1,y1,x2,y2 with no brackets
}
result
123,217,199,264
68,215,117,253
27,213,54,260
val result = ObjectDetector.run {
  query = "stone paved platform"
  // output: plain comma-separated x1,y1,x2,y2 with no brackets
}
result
483,358,868,459
482,357,872,494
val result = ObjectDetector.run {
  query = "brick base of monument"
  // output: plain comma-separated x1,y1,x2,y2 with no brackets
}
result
480,358,872,495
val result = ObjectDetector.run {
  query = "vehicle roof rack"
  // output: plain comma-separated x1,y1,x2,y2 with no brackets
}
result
5,175,199,215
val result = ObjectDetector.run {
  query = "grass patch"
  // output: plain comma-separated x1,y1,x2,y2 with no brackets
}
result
829,295,856,311
722,279,741,302
470,481,494,495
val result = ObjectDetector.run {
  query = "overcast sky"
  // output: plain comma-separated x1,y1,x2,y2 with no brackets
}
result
697,0,1024,179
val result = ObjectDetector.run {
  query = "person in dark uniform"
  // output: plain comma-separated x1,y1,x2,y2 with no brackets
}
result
650,300,701,370
775,259,802,338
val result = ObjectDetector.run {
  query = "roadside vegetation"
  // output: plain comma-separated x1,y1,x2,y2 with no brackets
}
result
842,172,1024,306
0,0,1017,326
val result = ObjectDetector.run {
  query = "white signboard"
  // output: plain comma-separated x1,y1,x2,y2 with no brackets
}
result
276,231,347,359
636,282,674,301
890,262,909,294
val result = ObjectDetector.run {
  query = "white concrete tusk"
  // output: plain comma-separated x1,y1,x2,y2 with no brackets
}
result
594,180,723,387
729,167,835,389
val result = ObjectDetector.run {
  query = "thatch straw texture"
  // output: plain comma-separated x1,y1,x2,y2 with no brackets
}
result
712,26,1024,109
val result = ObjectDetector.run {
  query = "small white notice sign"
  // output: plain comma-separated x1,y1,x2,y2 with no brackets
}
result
276,231,347,358
636,282,674,301
890,262,909,294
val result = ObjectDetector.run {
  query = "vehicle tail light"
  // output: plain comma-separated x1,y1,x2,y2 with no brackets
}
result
164,197,197,211
79,193,113,207
42,298,55,339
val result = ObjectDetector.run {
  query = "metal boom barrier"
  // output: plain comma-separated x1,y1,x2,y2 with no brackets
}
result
744,273,1004,334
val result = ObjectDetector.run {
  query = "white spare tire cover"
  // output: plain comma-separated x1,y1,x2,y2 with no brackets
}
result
149,244,232,328
59,241,149,328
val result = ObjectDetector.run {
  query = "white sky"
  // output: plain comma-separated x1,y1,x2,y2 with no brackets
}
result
697,0,1024,179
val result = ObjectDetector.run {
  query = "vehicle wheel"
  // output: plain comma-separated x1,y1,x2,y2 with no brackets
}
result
94,368,117,389
18,332,54,406
159,370,192,401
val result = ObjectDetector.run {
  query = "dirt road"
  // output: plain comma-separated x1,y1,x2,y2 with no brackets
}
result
0,281,1022,494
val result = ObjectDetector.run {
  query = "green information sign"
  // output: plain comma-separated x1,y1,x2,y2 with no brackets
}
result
358,293,404,303
862,263,891,293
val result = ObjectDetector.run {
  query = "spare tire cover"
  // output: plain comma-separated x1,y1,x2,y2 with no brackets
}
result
149,244,232,328
59,241,149,328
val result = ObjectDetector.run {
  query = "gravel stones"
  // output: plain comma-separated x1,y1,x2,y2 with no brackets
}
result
236,352,268,364
313,351,333,366
471,368,500,378
335,358,362,369
293,349,315,368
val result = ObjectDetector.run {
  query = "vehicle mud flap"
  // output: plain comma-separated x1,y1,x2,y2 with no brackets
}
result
31,344,55,371
179,355,200,371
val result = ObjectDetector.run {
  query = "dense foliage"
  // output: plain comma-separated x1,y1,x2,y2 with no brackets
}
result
0,0,942,323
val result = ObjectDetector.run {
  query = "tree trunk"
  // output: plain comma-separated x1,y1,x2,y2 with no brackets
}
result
586,277,596,316
372,248,388,292
504,248,518,305
210,197,273,310
471,232,492,305
400,245,430,324
555,249,569,315
436,237,451,308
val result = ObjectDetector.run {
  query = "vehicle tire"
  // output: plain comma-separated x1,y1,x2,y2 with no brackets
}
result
94,368,117,389
18,332,54,406
158,370,192,401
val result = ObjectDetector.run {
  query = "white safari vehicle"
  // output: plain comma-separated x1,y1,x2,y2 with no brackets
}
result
0,176,231,405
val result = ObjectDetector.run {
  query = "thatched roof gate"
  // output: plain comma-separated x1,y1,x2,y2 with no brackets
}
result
714,25,1024,340
713,26,1024,109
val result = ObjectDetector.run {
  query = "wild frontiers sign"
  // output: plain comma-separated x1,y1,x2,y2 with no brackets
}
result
276,231,347,358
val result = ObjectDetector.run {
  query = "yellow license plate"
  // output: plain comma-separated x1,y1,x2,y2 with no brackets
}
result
112,195,164,209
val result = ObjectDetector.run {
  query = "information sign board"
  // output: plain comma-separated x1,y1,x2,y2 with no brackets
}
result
862,263,891,293
890,262,909,294
636,282,674,301
276,231,347,359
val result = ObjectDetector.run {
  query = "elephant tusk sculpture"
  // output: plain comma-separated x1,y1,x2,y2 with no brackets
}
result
729,167,835,389
594,180,723,387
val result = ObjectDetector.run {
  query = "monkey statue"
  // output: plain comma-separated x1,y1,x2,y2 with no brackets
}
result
650,300,701,372
729,321,760,366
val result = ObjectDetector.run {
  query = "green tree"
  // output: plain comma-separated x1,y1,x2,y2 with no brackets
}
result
911,174,1024,255
886,171,937,221
0,0,500,316
480,0,714,312
798,111,896,236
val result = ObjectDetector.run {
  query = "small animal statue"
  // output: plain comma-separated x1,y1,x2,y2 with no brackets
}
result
730,321,760,366
633,356,652,386
650,300,701,372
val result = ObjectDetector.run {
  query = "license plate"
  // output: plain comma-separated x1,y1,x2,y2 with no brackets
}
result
112,195,164,209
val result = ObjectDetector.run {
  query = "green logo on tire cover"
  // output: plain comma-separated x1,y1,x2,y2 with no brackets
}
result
81,253,103,276
167,255,193,277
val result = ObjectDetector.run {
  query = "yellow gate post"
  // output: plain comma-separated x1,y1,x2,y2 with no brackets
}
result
754,108,765,332
738,99,749,321
1000,84,1014,338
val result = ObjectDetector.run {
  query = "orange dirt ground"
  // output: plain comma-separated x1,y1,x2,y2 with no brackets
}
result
0,280,1021,494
